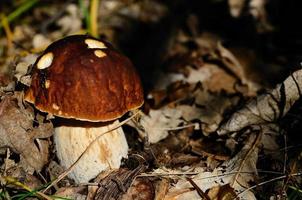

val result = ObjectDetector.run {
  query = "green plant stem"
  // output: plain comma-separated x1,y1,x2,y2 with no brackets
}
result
90,0,99,37
0,0,39,31
78,0,91,34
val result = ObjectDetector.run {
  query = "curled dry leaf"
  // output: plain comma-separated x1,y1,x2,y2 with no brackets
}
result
215,42,260,95
14,54,37,86
186,63,238,93
218,69,302,135
0,94,53,172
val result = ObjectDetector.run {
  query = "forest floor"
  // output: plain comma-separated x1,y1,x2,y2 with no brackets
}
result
1,0,302,199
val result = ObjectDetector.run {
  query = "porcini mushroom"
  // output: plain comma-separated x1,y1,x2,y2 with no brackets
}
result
24,35,144,183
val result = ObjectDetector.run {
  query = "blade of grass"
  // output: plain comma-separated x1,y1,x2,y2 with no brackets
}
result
0,14,14,50
90,0,99,37
0,0,39,32
4,176,53,200
78,0,91,34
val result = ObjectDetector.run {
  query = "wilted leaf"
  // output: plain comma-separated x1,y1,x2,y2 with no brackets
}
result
218,69,302,135
0,94,53,172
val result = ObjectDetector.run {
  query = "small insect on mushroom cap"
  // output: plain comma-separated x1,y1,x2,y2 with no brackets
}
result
25,35,144,122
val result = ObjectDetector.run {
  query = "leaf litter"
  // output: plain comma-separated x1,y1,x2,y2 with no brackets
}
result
1,1,302,199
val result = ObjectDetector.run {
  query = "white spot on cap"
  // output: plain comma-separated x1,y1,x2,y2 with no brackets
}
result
85,39,106,49
94,50,106,58
52,103,59,110
37,52,54,69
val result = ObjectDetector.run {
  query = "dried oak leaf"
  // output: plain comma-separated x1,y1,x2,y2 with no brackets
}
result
175,86,240,135
0,94,53,172
155,133,260,200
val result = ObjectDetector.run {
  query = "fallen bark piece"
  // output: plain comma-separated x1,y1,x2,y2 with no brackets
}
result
218,69,302,135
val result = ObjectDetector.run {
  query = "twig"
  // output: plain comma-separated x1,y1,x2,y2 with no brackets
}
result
186,177,211,200
231,132,262,188
152,123,197,131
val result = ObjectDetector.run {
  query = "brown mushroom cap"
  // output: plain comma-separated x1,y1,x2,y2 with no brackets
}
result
25,35,144,122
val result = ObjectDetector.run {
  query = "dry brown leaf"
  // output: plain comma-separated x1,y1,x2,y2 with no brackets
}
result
155,63,238,94
55,186,87,200
208,184,237,200
0,94,53,172
139,84,239,142
138,108,184,143
155,178,170,200
154,133,260,199
95,164,146,200
192,89,240,134
121,177,155,200
218,69,302,135
215,43,260,95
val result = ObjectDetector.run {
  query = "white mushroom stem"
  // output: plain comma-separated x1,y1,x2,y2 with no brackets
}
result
54,120,128,183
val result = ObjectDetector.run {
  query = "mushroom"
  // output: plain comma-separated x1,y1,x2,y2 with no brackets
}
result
24,35,144,183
